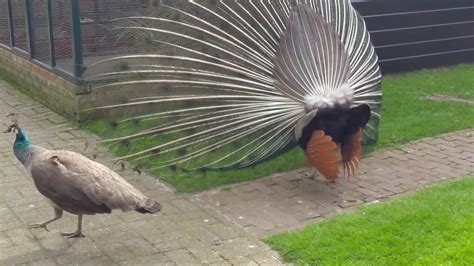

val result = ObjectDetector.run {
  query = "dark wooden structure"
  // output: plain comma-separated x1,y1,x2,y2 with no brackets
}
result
353,0,474,74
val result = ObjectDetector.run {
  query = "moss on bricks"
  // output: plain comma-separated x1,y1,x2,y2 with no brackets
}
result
0,55,79,120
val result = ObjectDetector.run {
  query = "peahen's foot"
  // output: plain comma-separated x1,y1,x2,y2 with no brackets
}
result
61,231,85,238
28,208,63,233
29,223,50,232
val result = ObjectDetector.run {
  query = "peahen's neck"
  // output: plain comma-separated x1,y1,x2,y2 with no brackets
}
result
13,130,32,166
14,146,31,166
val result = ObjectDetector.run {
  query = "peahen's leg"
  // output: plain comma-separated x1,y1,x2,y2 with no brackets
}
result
61,214,85,238
29,207,63,231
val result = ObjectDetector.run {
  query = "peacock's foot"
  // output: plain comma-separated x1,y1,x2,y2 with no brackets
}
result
29,223,49,232
61,231,85,238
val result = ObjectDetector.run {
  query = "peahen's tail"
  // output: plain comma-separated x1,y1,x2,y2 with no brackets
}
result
135,198,162,214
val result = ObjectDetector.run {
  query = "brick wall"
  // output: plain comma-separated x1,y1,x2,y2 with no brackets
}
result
0,47,92,120
0,47,169,122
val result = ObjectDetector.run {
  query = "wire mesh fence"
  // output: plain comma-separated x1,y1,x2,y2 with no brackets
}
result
0,0,151,83
51,0,74,74
30,0,51,66
10,0,28,53
0,1,11,47
80,0,149,66
0,0,473,83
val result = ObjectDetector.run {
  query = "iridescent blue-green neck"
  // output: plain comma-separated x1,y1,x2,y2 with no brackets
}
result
13,129,31,166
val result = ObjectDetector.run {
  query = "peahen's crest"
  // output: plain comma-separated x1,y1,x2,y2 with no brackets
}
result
85,0,382,175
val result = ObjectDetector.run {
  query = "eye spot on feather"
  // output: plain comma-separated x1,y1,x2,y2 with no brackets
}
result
150,148,161,156
120,139,131,147
117,62,129,71
151,0,160,7
149,126,162,133
173,13,182,22
197,167,208,174
176,148,187,157
161,85,171,93
184,128,197,135
218,16,230,29
231,141,242,148
169,164,177,172
248,154,257,161
109,121,118,128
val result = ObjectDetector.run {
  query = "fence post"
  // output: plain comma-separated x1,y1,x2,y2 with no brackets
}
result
70,0,84,82
46,0,56,67
24,0,34,58
6,0,15,47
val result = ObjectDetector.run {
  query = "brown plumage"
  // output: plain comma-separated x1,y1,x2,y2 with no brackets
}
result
305,131,341,180
341,128,363,177
305,128,364,180
299,104,371,181
8,121,161,238
30,148,162,215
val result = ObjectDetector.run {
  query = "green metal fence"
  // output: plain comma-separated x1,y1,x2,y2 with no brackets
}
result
0,0,472,84
0,0,83,82
0,0,149,84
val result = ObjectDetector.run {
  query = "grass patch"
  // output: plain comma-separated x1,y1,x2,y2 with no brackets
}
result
83,64,474,192
264,177,474,265
376,64,473,146
85,117,306,192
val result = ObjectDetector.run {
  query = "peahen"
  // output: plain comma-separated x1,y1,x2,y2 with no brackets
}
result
5,115,162,238
86,0,382,181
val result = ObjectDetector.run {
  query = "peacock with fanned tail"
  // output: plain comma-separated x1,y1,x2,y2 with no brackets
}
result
85,0,382,181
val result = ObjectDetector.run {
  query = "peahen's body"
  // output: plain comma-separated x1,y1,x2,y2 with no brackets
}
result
7,122,161,238
86,0,382,181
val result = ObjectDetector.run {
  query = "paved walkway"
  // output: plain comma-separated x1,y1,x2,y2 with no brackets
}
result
193,130,473,237
0,81,282,265
0,79,473,265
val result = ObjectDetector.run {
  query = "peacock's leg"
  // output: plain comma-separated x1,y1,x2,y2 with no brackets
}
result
307,169,317,180
29,207,63,231
61,214,85,238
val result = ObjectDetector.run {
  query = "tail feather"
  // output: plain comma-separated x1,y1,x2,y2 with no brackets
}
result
86,1,382,171
135,198,162,214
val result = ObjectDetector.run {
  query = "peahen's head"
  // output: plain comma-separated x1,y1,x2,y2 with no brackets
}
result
4,113,30,149
14,129,30,148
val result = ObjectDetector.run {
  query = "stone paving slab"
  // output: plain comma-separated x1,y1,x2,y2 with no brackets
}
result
192,130,474,237
0,81,282,265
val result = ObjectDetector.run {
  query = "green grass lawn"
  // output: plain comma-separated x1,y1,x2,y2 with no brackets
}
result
264,177,474,265
84,64,474,192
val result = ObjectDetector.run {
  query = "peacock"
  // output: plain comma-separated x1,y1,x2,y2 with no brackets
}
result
85,0,382,181
5,114,162,238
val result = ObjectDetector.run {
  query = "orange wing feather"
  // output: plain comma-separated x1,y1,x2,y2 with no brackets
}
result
341,128,363,177
305,130,341,180
305,128,364,180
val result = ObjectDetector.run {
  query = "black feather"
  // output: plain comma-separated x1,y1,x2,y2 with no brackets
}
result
299,104,371,150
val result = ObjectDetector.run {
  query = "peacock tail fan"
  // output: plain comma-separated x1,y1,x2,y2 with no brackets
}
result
84,0,382,173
